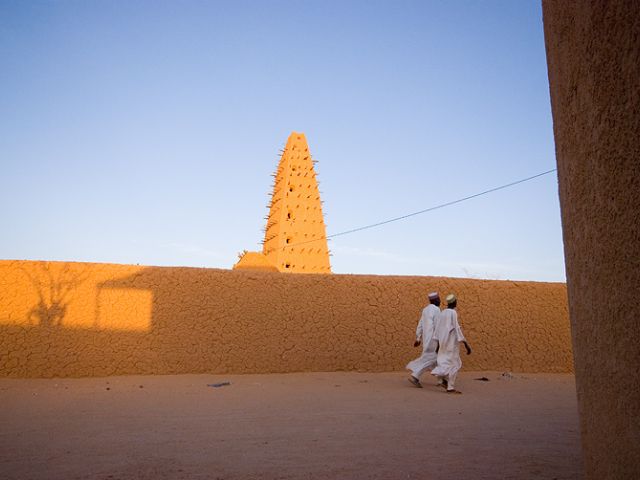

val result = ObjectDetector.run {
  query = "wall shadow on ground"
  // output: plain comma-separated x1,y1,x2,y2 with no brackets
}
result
0,260,573,378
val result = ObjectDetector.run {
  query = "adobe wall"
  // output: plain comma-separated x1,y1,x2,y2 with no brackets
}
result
543,1,640,478
0,260,571,378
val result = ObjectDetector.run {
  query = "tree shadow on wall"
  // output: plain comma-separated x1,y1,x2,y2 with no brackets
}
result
5,265,236,376
21,263,90,327
4,264,333,377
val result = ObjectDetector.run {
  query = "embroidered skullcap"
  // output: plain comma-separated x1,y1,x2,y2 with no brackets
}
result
428,292,439,300
446,294,457,305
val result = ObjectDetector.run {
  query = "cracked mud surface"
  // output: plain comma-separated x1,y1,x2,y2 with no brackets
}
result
1,261,572,377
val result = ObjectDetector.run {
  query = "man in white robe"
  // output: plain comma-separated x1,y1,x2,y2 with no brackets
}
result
406,292,441,388
431,294,471,394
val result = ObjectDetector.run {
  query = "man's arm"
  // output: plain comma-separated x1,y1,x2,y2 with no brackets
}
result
453,312,470,354
413,314,424,347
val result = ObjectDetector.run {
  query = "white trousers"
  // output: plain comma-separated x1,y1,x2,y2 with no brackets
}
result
443,370,458,390
434,372,458,390
406,350,437,379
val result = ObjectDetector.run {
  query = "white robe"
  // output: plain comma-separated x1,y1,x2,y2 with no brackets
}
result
431,308,466,380
406,304,440,377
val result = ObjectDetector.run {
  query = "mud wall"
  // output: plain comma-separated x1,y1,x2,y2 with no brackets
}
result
0,260,572,378
543,2,640,478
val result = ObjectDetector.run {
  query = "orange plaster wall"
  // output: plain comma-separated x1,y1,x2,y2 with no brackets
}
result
233,251,280,272
0,260,572,378
543,2,640,477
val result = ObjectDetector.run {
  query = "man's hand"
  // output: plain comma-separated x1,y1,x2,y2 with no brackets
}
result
464,341,472,355
413,340,421,348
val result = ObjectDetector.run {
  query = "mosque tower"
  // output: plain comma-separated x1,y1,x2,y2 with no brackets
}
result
262,132,331,273
233,132,331,273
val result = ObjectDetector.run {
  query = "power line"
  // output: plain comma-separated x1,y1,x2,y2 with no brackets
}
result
275,168,558,250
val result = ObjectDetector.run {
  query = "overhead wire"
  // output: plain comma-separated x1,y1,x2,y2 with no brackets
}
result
274,168,558,251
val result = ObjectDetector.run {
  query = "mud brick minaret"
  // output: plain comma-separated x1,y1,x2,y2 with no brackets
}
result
261,132,331,273
233,132,331,273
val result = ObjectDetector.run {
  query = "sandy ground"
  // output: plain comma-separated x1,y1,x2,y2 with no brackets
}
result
0,371,583,480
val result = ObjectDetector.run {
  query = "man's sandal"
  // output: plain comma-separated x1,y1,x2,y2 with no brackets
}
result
408,376,423,388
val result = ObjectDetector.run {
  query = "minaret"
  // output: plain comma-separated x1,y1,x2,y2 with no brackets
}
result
261,132,331,273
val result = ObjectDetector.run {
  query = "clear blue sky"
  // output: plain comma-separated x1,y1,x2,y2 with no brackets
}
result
0,0,565,282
